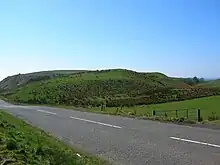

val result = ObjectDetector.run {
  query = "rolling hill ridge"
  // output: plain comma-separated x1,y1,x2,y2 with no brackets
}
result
0,70,87,91
1,69,220,107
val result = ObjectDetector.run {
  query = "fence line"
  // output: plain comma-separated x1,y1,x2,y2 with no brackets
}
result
152,108,201,121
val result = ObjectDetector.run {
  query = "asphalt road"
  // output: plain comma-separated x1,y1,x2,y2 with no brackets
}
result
0,100,220,165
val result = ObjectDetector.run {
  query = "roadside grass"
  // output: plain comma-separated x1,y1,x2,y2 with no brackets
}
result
85,95,219,115
32,96,220,125
0,110,109,165
88,96,220,124
209,120,220,125
2,95,220,125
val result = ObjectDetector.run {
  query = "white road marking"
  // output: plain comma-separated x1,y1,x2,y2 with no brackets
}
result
37,110,57,115
19,106,31,109
170,136,220,148
0,105,17,108
70,116,122,129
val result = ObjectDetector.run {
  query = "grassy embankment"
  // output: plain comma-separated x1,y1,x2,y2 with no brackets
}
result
0,111,109,165
36,95,219,124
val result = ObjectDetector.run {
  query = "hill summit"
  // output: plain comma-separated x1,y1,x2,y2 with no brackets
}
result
0,70,87,91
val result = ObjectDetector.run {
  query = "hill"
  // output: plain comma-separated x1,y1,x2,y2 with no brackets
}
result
3,69,220,107
0,70,87,91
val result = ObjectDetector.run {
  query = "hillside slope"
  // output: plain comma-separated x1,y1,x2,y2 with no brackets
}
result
4,69,220,107
197,79,220,88
0,70,87,91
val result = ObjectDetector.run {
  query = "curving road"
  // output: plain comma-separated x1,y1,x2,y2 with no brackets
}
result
0,100,220,165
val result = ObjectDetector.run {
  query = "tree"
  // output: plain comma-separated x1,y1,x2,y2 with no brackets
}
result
193,76,199,84
199,78,205,83
184,78,195,86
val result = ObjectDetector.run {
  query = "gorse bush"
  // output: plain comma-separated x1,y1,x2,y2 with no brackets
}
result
208,112,220,121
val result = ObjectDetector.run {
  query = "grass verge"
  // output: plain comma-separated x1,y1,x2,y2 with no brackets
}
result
88,96,220,122
52,96,220,126
0,110,109,165
1,95,220,126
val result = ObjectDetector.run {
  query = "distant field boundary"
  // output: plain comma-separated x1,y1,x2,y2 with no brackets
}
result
1,94,220,127
152,108,201,121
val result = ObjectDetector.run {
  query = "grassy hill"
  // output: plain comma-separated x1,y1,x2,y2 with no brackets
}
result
0,70,87,91
3,69,220,107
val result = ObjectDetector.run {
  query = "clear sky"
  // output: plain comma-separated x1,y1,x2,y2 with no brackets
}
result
0,0,219,80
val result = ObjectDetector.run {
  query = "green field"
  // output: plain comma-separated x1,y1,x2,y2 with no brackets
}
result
0,111,108,165
197,79,220,88
88,95,220,121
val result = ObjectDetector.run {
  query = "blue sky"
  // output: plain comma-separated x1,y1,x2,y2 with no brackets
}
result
0,0,219,80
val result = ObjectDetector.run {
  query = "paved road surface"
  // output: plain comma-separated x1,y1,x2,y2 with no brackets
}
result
0,100,220,165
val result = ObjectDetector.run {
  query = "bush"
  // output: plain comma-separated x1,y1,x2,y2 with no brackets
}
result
208,112,219,121
179,117,185,122
6,139,18,150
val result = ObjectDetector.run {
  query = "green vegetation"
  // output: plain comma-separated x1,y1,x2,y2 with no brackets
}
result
197,79,220,88
0,110,108,165
22,95,220,124
87,96,220,123
3,69,220,108
0,70,87,91
1,69,220,124
183,76,205,86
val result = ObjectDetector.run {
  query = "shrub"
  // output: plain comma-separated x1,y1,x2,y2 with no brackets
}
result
208,112,219,121
6,139,18,150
